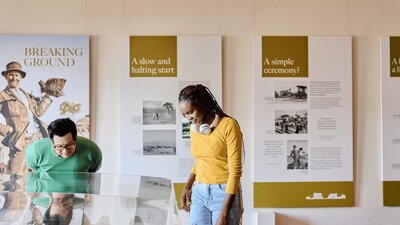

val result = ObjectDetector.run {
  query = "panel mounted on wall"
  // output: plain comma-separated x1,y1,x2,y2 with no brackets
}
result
121,36,222,205
381,36,400,206
0,35,90,175
252,36,353,207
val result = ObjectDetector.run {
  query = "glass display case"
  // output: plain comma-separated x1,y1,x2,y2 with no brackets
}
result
0,172,180,225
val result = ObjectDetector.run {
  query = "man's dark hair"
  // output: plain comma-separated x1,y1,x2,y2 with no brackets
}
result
48,118,77,141
43,207,73,225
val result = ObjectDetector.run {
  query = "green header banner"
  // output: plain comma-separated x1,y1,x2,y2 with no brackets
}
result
383,181,400,206
130,36,177,77
262,36,308,78
390,36,400,77
254,181,353,207
173,183,185,209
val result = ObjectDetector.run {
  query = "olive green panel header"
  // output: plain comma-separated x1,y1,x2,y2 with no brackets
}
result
173,183,185,209
254,181,353,207
383,181,400,206
130,36,177,77
390,36,400,77
262,36,308,77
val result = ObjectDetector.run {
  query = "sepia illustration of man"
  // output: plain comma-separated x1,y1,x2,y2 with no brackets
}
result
0,61,53,174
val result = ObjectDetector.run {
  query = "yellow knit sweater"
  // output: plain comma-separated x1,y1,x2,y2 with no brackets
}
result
190,117,243,194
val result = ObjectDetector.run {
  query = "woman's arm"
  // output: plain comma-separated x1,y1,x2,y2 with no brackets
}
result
217,118,243,224
216,193,236,225
180,173,196,212
225,118,243,194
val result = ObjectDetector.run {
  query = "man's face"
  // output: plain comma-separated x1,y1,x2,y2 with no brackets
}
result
52,132,77,158
5,71,22,88
49,193,74,219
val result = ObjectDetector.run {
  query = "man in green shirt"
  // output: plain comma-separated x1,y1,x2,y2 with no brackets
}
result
25,118,102,172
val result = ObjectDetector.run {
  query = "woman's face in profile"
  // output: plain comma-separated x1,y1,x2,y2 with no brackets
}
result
179,100,205,126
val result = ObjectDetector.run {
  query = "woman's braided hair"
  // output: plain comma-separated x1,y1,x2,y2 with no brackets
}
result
179,84,228,117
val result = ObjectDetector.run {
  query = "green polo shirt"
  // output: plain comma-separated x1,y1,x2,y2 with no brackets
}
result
26,136,102,172
25,172,101,194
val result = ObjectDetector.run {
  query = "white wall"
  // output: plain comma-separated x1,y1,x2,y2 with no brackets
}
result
0,0,398,224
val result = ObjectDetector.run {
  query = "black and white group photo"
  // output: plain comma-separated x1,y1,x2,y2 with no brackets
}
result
275,110,308,134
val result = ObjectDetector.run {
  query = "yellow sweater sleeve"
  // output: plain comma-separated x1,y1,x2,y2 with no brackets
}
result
225,119,243,194
191,160,197,174
190,129,197,175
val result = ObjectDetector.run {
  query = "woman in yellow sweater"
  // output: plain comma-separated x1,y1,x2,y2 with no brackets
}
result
179,84,243,225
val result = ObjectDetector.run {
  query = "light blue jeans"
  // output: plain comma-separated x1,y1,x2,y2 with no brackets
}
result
190,182,242,225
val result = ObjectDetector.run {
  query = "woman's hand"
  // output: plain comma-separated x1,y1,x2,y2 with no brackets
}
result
216,214,228,225
180,187,192,212
181,173,196,212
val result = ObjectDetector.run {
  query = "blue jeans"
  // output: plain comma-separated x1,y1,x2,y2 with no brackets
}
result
190,182,242,225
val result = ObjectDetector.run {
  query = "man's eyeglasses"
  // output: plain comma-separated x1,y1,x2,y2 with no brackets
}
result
50,195,74,208
52,141,76,152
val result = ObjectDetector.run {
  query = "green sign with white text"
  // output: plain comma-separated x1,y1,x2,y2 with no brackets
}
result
390,36,400,77
262,36,308,78
130,36,177,77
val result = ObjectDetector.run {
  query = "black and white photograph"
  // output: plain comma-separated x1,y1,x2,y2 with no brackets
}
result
182,118,191,139
286,140,308,170
138,176,172,200
143,130,176,155
142,101,176,125
275,81,307,104
134,198,169,225
275,110,308,134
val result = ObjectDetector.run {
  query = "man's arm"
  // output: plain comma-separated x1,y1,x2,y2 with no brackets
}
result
25,142,39,172
0,100,12,136
26,92,53,117
88,141,102,172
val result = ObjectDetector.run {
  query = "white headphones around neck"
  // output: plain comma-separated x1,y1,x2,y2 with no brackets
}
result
191,114,220,135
